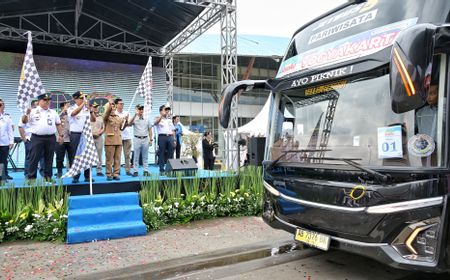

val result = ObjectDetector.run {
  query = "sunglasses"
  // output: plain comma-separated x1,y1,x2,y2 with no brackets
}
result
164,108,171,111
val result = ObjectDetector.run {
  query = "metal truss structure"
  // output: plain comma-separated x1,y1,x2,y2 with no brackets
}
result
0,9,162,56
220,1,238,171
0,0,239,170
164,0,238,171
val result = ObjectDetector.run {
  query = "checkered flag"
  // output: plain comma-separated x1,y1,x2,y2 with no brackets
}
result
61,116,98,179
17,31,46,114
135,56,153,120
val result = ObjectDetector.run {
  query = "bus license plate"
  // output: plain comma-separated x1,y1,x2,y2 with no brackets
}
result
295,228,330,251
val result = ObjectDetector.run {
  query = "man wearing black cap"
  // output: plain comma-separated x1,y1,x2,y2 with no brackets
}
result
22,93,63,181
67,91,96,183
55,101,71,178
128,104,153,176
154,104,175,173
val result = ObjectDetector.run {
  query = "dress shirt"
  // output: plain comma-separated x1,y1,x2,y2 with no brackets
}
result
68,104,90,132
155,116,175,135
28,106,61,135
18,118,31,140
0,112,14,146
133,117,152,137
116,110,133,140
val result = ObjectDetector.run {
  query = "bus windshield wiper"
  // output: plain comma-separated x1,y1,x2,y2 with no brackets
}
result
308,156,389,184
266,149,331,170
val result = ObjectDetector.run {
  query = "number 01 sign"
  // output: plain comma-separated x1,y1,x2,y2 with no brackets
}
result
377,125,403,159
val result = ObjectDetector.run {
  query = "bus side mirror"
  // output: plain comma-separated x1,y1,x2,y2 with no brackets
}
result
218,80,268,128
389,24,436,113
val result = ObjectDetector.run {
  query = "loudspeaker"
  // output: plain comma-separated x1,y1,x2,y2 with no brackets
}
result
248,137,266,166
166,158,198,175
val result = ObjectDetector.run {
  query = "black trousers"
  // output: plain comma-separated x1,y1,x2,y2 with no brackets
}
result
28,134,56,180
175,140,181,159
0,145,9,179
69,132,90,179
56,141,72,174
203,156,215,170
157,135,174,172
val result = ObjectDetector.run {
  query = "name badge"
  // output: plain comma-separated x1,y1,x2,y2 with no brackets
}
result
47,118,53,126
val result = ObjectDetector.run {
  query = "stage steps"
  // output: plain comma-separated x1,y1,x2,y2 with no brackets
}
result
67,192,147,244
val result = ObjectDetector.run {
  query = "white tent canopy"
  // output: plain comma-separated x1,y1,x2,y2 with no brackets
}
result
237,96,270,136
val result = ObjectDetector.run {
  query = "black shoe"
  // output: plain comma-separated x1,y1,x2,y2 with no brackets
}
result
107,176,113,181
72,178,79,184
132,172,138,177
143,171,150,176
126,172,132,176
113,176,120,181
84,178,95,182
97,172,104,177
6,175,13,180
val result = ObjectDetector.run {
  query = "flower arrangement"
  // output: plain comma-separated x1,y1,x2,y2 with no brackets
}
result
181,133,202,160
140,166,264,231
0,180,68,243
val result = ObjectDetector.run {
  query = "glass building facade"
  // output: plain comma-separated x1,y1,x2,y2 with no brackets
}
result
172,54,280,142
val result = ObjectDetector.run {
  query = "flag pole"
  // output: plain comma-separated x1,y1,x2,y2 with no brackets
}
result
89,166,93,195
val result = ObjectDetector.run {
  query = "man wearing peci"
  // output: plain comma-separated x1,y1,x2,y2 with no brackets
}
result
90,101,105,176
22,93,63,181
104,96,123,181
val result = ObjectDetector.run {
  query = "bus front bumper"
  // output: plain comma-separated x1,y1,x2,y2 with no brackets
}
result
262,181,448,272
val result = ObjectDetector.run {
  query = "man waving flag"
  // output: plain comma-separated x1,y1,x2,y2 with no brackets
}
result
135,56,153,120
17,31,46,114
62,116,98,193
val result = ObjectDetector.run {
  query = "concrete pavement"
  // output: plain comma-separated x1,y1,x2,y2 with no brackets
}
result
0,217,291,279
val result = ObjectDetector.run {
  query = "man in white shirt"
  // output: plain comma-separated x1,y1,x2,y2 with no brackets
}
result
68,91,96,183
0,98,14,181
18,100,43,177
115,98,133,176
154,104,175,173
21,93,63,181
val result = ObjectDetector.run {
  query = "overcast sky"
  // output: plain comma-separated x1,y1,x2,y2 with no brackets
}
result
206,0,347,38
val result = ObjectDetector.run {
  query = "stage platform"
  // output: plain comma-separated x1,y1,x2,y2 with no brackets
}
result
4,165,231,196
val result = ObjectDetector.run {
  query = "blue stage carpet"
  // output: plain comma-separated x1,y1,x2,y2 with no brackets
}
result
4,165,232,195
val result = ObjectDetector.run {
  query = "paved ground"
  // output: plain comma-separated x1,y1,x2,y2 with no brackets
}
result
0,217,291,280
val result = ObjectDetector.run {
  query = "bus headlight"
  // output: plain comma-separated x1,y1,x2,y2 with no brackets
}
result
392,217,440,262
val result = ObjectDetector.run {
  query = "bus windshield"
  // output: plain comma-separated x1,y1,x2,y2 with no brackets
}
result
269,68,446,169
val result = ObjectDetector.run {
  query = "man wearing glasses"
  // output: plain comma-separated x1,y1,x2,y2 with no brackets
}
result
68,91,96,183
22,93,63,181
154,104,175,173
0,99,14,181
114,98,133,176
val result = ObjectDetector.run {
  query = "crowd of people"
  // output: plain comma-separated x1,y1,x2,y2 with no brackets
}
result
0,91,219,183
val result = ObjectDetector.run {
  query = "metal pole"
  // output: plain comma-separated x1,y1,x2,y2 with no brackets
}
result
89,167,93,195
